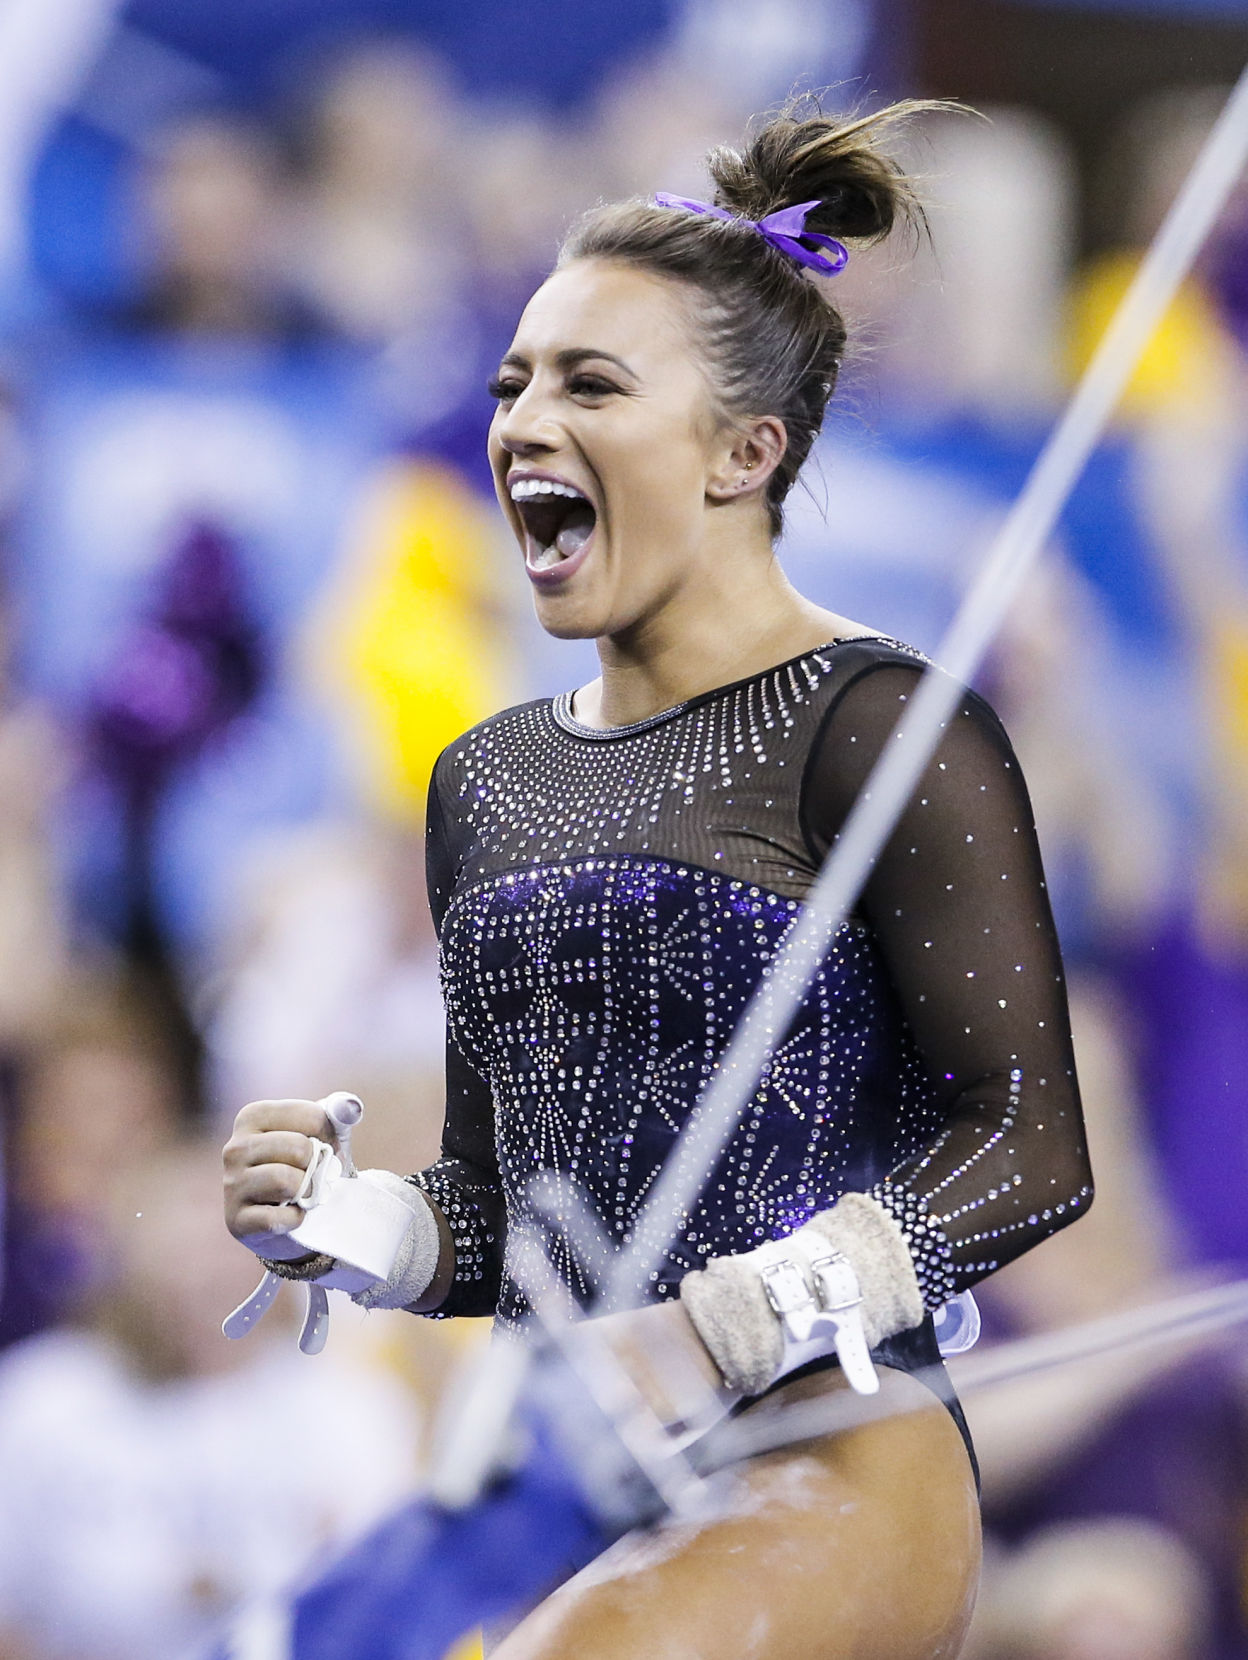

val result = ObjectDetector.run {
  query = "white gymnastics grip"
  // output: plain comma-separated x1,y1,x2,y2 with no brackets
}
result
284,1093,413,1280
287,1170,417,1283
225,1089,380,1351
224,1091,442,1352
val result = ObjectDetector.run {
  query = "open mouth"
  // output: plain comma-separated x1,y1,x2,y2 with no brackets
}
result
510,477,597,575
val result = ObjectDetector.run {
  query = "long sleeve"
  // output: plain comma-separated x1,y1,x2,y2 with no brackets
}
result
413,754,507,1318
801,659,1092,1307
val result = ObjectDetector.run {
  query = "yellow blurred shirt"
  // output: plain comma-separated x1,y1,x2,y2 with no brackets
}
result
1067,250,1232,417
308,459,513,824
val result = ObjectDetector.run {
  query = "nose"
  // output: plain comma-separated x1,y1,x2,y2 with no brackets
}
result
495,382,556,459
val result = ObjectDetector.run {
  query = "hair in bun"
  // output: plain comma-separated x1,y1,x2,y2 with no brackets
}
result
561,98,955,535
708,104,927,244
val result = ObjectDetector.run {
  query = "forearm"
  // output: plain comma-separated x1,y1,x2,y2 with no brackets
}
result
423,761,507,1318
868,1072,1094,1305
809,664,1091,1301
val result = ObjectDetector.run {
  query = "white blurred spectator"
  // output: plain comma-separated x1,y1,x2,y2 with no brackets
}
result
137,115,293,337
671,0,870,116
0,1139,421,1660
0,0,120,283
207,822,445,1175
965,1519,1212,1660
854,104,1077,420
291,44,464,344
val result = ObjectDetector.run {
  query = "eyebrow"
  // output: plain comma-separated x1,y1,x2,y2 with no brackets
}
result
500,347,638,378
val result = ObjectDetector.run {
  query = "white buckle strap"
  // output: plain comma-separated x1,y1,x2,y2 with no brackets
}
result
223,1269,331,1353
803,1245,878,1395
758,1251,821,1343
299,1283,331,1355
755,1239,879,1396
681,1195,922,1399
222,1269,283,1340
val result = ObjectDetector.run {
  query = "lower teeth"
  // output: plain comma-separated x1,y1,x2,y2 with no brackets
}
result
533,544,565,571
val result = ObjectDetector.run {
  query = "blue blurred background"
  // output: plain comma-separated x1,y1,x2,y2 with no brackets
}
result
0,0,1246,1655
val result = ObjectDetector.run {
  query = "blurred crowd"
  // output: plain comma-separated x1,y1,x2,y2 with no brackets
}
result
0,3,1244,1656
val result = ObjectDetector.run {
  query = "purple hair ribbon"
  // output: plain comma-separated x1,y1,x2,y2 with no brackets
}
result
653,193,849,276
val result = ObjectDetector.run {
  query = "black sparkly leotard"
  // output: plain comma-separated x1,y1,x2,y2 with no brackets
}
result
417,638,1091,1381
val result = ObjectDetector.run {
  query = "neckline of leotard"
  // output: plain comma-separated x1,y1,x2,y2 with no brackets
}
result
550,636,891,741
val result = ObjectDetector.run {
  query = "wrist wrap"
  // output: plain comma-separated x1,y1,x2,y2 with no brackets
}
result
679,1192,924,1397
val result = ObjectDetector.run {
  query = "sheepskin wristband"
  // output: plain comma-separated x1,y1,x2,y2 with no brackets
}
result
680,1192,925,1396
347,1170,442,1311
803,1192,926,1345
259,1250,338,1282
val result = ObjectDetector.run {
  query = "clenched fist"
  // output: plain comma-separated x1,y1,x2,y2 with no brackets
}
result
222,1098,339,1256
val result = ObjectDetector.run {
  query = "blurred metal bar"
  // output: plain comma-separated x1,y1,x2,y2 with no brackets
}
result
694,1275,1248,1470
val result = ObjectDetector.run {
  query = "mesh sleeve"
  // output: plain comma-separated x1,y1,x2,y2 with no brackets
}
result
802,660,1092,1304
412,753,507,1319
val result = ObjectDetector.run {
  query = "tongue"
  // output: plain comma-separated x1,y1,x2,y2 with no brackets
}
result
555,517,593,559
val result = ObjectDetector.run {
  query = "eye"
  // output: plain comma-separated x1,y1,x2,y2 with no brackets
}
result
568,374,621,399
487,374,526,403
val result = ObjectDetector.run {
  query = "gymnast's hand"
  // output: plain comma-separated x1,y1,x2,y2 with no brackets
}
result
222,1098,338,1254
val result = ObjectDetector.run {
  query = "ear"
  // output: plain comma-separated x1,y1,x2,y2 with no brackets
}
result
705,417,787,505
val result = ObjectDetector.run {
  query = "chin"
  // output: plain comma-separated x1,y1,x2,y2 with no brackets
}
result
531,601,603,641
530,586,616,641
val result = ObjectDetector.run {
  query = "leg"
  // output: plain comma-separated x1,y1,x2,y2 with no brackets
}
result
494,1365,981,1660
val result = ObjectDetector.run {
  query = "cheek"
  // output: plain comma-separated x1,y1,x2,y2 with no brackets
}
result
487,424,513,509
487,415,506,472
610,407,709,505
613,440,704,532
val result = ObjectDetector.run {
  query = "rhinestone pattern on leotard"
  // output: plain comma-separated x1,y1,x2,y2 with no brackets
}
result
421,638,1090,1324
438,857,944,1320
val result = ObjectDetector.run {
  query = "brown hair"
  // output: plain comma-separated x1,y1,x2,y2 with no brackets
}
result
560,99,946,536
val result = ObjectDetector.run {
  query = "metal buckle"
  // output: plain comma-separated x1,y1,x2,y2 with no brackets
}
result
807,1248,862,1315
758,1254,820,1342
808,1249,877,1396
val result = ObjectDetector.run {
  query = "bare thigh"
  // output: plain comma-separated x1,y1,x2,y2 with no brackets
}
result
493,1366,982,1660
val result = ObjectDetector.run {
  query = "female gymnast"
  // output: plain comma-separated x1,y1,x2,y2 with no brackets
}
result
224,100,1093,1659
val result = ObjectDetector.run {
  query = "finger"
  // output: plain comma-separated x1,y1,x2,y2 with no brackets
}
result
227,1160,310,1209
223,1130,319,1175
232,1099,335,1141
232,1201,305,1243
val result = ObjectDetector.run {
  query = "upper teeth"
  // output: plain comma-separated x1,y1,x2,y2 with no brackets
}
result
510,478,585,503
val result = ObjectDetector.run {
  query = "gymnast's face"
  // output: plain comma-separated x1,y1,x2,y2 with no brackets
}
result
488,258,750,641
